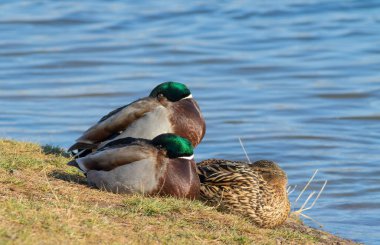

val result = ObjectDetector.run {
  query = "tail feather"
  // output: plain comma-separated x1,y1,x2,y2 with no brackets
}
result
68,142,97,152
67,159,86,174
71,149,93,159
67,159,80,169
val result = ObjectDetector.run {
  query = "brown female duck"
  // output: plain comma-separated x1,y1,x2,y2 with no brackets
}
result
197,159,290,228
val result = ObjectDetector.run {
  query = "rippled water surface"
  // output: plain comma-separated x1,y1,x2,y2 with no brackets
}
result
1,1,380,243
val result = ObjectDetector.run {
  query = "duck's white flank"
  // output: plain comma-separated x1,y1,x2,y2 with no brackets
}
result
86,158,159,194
99,105,172,147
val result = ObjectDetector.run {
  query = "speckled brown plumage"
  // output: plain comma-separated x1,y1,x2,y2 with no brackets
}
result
197,159,290,228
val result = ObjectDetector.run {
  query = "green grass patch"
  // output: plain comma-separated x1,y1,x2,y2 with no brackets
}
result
0,139,354,245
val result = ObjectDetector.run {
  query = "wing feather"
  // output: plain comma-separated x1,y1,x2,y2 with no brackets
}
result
68,97,159,152
68,142,156,173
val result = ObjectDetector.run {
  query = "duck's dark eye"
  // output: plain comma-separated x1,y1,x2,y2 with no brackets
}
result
157,93,164,99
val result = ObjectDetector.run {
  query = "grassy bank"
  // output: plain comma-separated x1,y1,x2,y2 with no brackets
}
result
0,139,355,244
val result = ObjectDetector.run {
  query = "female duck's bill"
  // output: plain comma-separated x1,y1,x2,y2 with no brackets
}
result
197,159,290,228
68,81,206,158
68,133,200,199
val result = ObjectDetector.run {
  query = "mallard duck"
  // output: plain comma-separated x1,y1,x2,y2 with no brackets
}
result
196,159,290,228
68,82,206,156
67,133,200,199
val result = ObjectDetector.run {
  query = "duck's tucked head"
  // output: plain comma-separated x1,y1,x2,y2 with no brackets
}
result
152,133,194,159
253,160,282,171
150,82,191,102
253,160,287,187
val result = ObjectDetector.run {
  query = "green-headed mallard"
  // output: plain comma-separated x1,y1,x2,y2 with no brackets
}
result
197,159,290,228
68,82,206,156
67,133,200,199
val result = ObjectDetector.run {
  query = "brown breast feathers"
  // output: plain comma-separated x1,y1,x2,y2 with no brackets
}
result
155,157,200,199
169,99,206,147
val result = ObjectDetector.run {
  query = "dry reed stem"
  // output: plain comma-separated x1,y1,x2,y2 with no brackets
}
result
292,171,328,228
238,137,252,164
294,169,318,206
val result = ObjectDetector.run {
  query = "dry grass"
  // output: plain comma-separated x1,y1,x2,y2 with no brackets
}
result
289,170,328,228
0,139,355,245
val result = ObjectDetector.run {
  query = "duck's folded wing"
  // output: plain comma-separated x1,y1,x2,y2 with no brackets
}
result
67,144,154,173
68,97,159,152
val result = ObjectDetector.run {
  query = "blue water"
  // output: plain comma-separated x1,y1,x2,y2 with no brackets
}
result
1,1,380,243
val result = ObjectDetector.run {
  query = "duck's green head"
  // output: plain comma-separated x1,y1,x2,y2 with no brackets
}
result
149,82,191,102
152,133,194,159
